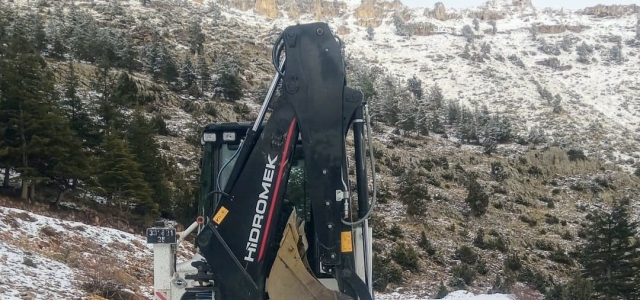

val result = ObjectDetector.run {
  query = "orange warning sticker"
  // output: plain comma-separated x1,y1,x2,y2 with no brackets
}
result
213,206,229,225
341,231,353,252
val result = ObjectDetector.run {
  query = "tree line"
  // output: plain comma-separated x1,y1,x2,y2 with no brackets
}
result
346,56,514,154
0,3,248,224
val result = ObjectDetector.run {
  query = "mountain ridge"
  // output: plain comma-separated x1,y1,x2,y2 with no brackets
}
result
1,0,640,299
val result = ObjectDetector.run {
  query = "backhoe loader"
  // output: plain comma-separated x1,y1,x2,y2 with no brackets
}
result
146,22,378,300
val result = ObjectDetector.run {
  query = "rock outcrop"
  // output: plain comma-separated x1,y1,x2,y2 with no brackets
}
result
468,0,535,20
221,0,346,20
255,0,278,18
579,4,638,18
423,2,451,21
355,0,403,28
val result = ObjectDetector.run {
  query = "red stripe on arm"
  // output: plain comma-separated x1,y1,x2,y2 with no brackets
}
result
258,119,298,261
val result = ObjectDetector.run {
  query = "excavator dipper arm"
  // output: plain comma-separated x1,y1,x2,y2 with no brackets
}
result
194,22,374,300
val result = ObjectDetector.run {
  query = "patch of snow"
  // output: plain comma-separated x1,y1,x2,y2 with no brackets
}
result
0,241,82,300
376,290,515,300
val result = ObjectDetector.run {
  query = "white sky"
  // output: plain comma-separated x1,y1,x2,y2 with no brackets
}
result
401,0,640,10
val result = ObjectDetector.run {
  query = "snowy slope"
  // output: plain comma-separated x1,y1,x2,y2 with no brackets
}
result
206,0,640,171
0,205,164,299
0,205,514,300
0,241,81,300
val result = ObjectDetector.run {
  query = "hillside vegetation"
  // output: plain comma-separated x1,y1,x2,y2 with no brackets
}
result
1,0,640,299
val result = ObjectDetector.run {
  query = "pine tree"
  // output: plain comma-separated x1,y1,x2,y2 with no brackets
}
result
117,34,138,72
396,91,417,135
465,174,489,217
97,132,155,216
145,31,163,81
578,199,640,300
428,84,444,109
377,75,400,125
112,72,139,107
61,61,100,151
91,58,123,133
45,6,68,59
407,75,422,100
188,19,205,55
180,54,196,90
161,46,179,85
397,169,429,216
196,53,211,92
126,110,172,214
435,281,448,299
0,28,61,199
366,26,374,40
214,52,242,101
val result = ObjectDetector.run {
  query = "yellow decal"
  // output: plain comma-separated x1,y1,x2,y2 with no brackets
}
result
213,206,229,225
341,231,353,252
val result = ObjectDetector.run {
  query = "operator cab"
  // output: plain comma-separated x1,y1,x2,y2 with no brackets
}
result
198,122,310,225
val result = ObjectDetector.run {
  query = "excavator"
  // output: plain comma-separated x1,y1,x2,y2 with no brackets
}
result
145,22,378,300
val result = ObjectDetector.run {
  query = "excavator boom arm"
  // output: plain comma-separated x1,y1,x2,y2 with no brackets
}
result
148,22,375,300
197,23,372,300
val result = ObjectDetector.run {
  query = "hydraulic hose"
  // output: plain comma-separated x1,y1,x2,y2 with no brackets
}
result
342,104,377,226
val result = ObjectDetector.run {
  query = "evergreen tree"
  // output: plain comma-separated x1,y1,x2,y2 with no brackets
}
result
61,61,100,151
396,91,417,135
435,281,448,299
161,46,179,85
112,72,139,107
97,132,155,216
214,52,243,101
472,19,480,31
117,34,138,72
407,75,423,100
578,199,640,300
188,19,205,55
0,28,61,199
145,31,163,82
45,6,68,59
428,84,444,109
545,272,595,300
18,12,47,53
465,174,489,217
377,75,400,125
397,169,429,216
126,110,172,214
91,58,123,133
180,54,196,90
366,26,374,40
196,53,211,92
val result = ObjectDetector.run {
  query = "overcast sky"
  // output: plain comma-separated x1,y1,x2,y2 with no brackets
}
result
401,0,640,10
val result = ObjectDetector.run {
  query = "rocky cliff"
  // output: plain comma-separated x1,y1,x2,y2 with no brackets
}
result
579,4,639,17
355,0,403,27
423,2,456,21
220,0,347,20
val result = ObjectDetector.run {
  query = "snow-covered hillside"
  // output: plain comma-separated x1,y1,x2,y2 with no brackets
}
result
2,0,640,299
0,205,158,299
218,0,640,172
0,205,514,300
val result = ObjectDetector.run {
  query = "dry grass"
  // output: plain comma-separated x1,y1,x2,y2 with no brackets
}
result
367,131,640,296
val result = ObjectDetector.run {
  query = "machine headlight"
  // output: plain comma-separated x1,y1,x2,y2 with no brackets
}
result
223,132,236,141
203,132,216,142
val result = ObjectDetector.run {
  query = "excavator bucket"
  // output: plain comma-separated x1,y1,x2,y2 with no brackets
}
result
267,210,352,300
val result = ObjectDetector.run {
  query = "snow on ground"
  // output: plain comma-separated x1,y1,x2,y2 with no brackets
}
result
0,205,166,299
0,204,514,300
376,290,514,300
0,241,81,300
